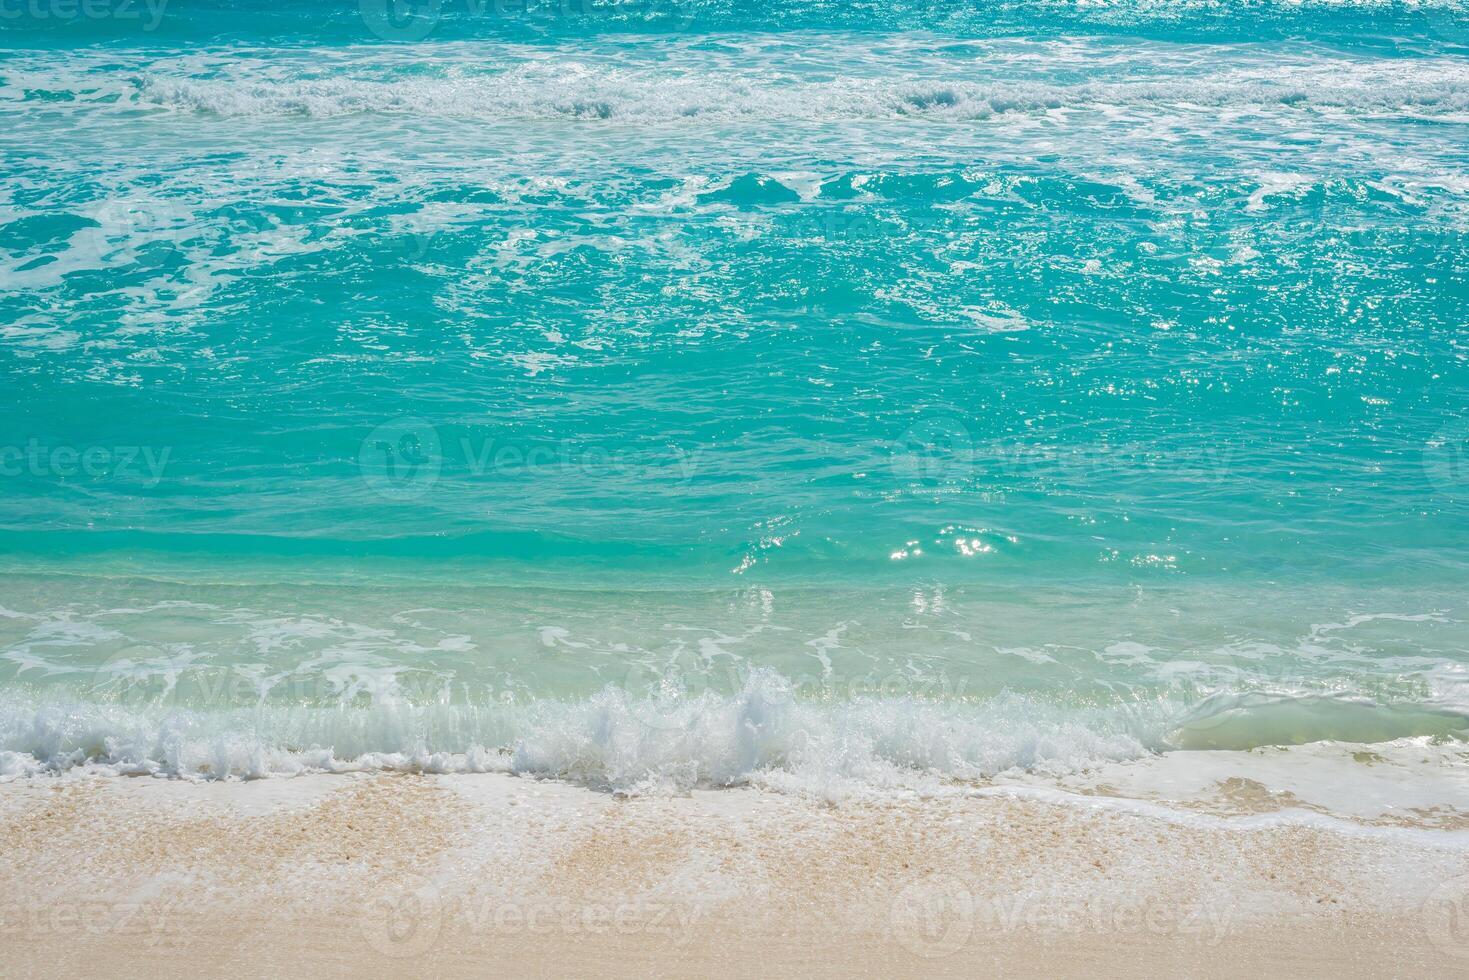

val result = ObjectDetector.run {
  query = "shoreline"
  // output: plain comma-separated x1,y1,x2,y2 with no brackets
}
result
4,769,1469,977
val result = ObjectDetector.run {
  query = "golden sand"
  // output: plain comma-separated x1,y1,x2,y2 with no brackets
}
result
2,772,1467,978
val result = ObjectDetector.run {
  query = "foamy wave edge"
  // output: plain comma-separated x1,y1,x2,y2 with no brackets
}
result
127,70,1469,120
0,671,1161,794
4,671,1466,796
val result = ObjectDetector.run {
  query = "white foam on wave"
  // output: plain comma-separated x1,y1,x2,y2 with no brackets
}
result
0,670,1160,794
964,736,1469,860
6,667,1467,804
970,781,1469,849
8,34,1469,124
125,60,1469,121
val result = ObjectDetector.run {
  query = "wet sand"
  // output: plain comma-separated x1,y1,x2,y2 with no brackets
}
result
2,771,1467,978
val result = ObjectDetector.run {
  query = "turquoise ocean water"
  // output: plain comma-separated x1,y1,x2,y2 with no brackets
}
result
2,0,1468,791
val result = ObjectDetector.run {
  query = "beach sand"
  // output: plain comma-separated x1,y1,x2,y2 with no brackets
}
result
3,768,1468,978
